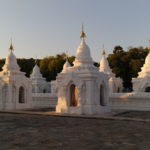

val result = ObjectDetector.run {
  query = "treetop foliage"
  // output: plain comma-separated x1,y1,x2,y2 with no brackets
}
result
108,45,148,89
0,47,148,89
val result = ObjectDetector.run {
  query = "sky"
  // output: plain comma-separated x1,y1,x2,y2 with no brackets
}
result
0,0,150,62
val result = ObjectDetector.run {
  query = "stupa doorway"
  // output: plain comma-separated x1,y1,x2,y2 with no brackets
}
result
70,84,78,106
145,87,150,92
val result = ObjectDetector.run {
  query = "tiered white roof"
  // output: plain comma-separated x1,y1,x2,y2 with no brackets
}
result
132,45,150,92
99,48,123,93
73,39,93,67
30,62,46,81
30,61,51,93
138,50,150,78
31,63,43,79
99,49,114,77
73,26,93,67
2,43,20,73
62,59,71,73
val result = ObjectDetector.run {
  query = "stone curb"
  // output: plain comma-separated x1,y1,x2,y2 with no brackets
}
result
0,110,150,123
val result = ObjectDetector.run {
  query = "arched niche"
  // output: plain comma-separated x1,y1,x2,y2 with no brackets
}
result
43,89,46,93
145,87,150,92
117,87,120,93
19,86,25,103
100,84,106,106
70,84,78,106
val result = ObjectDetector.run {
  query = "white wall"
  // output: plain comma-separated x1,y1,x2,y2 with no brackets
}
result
32,93,57,108
32,92,150,111
110,92,150,111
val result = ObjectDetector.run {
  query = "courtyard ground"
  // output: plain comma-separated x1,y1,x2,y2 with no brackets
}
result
0,110,149,150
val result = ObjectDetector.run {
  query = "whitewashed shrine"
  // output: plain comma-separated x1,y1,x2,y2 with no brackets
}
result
0,43,32,110
99,48,123,93
30,61,51,93
132,46,150,92
56,29,110,114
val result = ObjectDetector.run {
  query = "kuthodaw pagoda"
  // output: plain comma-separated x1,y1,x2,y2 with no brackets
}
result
56,28,110,114
99,48,123,93
1,27,150,112
132,46,150,92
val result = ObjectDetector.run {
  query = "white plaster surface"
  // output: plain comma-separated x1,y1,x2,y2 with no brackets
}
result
32,93,57,108
0,49,32,110
99,49,123,93
56,37,110,115
132,50,150,92
110,92,150,111
30,63,51,93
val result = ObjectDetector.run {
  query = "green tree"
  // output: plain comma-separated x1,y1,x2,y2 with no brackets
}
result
40,53,75,81
108,46,148,89
113,45,124,54
0,59,5,71
127,47,148,78
17,58,35,77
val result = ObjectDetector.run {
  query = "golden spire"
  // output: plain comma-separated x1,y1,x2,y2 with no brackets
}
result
9,38,14,51
148,40,150,51
80,24,86,39
102,44,106,55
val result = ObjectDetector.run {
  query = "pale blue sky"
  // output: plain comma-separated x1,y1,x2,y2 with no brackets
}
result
0,0,150,62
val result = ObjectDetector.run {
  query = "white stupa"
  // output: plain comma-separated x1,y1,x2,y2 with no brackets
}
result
99,48,114,75
2,49,20,72
61,58,71,73
56,26,110,114
73,38,93,67
30,60,51,93
132,45,150,92
99,47,123,93
0,41,32,110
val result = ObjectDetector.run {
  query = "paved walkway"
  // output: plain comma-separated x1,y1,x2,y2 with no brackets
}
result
1,109,150,122
0,110,150,150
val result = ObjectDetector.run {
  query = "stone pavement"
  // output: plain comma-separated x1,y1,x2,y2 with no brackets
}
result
0,110,150,150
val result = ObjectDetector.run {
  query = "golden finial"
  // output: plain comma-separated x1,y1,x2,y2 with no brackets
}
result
148,40,150,51
9,38,14,51
102,44,106,55
80,24,86,39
